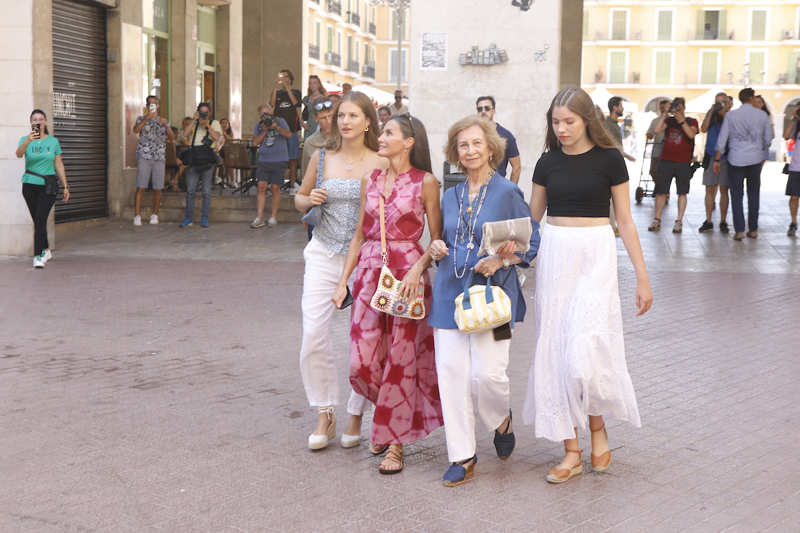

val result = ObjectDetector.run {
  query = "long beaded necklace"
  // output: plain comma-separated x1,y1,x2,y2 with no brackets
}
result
453,179,489,279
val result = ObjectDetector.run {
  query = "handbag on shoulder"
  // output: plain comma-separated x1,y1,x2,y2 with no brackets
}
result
301,148,325,226
454,270,512,334
369,195,426,320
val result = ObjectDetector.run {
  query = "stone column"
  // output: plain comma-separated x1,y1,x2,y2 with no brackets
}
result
241,0,303,137
216,0,243,136
171,0,198,121
559,0,583,89
408,0,567,199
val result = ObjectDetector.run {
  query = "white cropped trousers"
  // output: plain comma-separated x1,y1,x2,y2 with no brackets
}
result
434,328,511,462
299,238,367,415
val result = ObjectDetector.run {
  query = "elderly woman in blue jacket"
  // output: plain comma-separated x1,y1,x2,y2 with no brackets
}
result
428,115,540,487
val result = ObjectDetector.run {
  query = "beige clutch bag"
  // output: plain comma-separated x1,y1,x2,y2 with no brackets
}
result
477,217,532,257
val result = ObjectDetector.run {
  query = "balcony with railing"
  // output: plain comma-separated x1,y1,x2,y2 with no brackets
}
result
327,0,341,16
309,44,320,60
347,60,359,73
325,51,341,67
362,63,375,79
346,11,360,26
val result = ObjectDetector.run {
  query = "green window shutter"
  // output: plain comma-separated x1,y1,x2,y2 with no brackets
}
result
658,11,672,41
751,10,766,41
788,51,799,84
655,51,671,84
610,52,626,83
612,11,627,40
701,52,718,84
719,10,727,40
583,9,589,40
696,11,705,40
749,51,766,84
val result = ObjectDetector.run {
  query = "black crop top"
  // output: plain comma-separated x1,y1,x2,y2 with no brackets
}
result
532,146,629,218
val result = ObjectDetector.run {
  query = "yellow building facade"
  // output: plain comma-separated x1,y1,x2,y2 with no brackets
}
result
582,0,800,133
305,0,409,95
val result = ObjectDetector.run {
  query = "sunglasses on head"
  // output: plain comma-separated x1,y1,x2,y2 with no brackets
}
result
314,100,334,111
477,105,493,112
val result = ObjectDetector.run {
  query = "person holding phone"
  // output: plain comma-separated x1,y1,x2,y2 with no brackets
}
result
180,102,222,228
270,69,302,193
293,91,384,451
15,109,69,268
132,95,175,226
331,113,443,476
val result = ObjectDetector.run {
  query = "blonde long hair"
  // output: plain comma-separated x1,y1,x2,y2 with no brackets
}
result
545,87,620,153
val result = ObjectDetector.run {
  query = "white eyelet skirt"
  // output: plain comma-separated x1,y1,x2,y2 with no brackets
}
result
522,223,641,442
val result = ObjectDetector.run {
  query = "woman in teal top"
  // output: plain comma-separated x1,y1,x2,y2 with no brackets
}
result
15,109,69,268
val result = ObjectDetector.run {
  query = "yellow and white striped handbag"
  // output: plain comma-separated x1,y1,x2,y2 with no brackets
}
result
453,274,512,334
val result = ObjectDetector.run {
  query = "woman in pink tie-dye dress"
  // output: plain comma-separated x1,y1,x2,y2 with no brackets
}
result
333,114,443,475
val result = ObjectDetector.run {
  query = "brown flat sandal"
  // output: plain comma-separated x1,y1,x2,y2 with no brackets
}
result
378,444,403,475
546,448,583,484
591,424,611,473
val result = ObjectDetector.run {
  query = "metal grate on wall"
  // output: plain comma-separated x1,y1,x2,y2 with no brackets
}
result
52,0,108,222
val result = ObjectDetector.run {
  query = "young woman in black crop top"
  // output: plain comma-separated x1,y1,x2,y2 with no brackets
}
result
522,87,653,485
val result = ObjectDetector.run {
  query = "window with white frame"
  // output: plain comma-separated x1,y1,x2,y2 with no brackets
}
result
699,50,720,84
750,9,768,41
657,9,673,41
788,50,800,84
610,9,628,40
337,31,342,55
653,50,673,84
608,50,628,83
390,49,407,82
315,21,321,46
747,50,767,84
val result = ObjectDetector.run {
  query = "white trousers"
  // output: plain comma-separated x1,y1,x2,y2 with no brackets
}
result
434,328,511,462
299,238,367,416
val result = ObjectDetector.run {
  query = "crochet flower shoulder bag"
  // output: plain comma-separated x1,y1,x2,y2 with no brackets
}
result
369,196,426,320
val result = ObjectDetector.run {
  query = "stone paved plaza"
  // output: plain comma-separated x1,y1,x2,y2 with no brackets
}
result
1,179,799,532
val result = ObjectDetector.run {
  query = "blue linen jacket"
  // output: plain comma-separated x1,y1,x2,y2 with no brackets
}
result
429,174,541,330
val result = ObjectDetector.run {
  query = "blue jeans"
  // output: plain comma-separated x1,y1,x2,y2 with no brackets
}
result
727,163,762,233
184,165,215,220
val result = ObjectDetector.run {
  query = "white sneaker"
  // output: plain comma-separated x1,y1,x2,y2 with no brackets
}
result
250,217,266,228
33,253,45,268
289,183,300,197
268,217,278,227
133,215,142,226
43,249,52,263
149,214,159,225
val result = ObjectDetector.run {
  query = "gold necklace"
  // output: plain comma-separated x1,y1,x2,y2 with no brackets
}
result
344,151,366,171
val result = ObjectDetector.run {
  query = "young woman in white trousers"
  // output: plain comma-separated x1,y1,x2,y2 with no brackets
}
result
294,92,386,450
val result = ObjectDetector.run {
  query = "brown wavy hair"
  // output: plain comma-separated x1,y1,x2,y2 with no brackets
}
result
544,87,620,153
444,115,506,171
326,91,380,152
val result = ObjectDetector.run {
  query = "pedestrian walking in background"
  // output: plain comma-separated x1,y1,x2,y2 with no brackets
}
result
294,91,384,451
377,106,391,131
15,109,69,268
301,75,328,142
270,69,302,193
132,95,174,226
699,100,730,234
332,113,443,475
645,99,670,183
427,116,540,487
300,97,335,180
476,95,521,183
250,104,291,229
180,102,222,228
783,105,800,237
524,87,652,484
648,97,699,234
714,88,773,240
